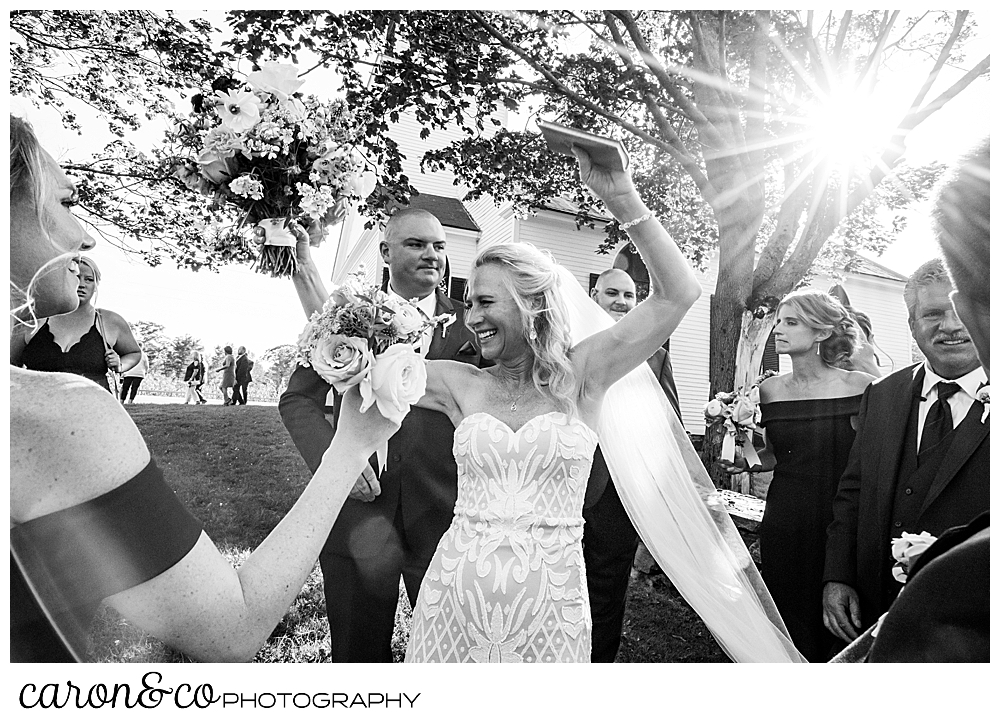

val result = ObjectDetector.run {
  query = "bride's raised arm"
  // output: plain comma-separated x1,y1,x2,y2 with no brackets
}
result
570,147,701,393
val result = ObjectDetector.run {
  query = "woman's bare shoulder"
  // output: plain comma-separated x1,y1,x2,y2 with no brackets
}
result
428,358,486,380
757,373,788,402
10,368,151,522
838,368,876,394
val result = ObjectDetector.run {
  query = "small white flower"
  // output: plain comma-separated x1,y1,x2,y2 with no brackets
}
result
977,385,989,423
440,313,457,338
229,175,264,201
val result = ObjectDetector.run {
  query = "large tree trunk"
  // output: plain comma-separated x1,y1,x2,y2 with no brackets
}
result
736,312,775,391
701,199,761,490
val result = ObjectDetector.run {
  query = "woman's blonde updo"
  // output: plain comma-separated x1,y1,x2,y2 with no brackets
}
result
778,290,858,366
471,242,577,416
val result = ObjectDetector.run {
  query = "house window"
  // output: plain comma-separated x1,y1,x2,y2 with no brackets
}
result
761,330,780,373
450,276,467,301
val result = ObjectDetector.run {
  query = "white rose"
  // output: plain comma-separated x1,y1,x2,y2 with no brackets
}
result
392,302,426,339
310,334,374,392
360,344,426,424
704,399,724,418
246,62,305,100
732,398,757,426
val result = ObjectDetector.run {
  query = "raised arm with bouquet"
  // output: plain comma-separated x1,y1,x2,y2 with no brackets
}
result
167,62,375,276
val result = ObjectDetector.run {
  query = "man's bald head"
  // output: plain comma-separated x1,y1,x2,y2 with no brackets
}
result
591,268,637,321
380,207,447,300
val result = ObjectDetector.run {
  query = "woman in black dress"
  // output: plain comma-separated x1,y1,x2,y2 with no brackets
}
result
10,115,399,662
721,290,874,661
12,255,141,391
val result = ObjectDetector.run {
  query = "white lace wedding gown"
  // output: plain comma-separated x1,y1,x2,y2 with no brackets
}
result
405,411,596,663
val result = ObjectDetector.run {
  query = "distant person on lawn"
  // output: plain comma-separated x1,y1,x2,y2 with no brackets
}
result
184,351,207,405
120,346,149,403
233,345,253,405
10,115,400,663
216,344,236,405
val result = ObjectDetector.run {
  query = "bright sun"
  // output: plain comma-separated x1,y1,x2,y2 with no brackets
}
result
803,83,900,174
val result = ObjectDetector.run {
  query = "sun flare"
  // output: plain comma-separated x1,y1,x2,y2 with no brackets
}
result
803,84,899,173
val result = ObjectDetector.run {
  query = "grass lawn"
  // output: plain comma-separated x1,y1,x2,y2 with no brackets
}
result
87,403,727,663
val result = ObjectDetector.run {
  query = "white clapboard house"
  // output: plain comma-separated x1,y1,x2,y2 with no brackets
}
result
331,111,914,434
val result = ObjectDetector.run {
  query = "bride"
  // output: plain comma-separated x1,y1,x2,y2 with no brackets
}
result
291,147,804,663
403,148,701,662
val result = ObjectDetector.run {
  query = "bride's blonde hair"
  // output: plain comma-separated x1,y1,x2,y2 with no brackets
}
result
471,242,577,417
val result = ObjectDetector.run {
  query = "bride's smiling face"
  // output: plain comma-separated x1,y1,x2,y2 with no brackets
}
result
465,264,531,362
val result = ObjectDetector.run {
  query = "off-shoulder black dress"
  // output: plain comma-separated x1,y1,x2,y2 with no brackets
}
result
758,395,862,662
10,460,203,662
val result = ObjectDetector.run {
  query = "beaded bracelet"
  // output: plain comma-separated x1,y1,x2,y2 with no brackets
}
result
619,210,654,231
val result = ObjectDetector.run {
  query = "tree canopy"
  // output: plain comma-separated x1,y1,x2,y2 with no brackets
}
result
11,10,989,464
226,10,988,402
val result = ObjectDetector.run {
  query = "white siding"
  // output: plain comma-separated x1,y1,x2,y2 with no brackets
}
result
671,264,717,434
499,210,617,288
443,229,479,290
466,195,514,247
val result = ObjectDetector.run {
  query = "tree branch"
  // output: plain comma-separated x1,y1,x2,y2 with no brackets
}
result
906,10,968,112
612,10,728,150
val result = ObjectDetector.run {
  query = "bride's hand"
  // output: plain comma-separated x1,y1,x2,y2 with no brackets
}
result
287,221,325,270
572,145,639,210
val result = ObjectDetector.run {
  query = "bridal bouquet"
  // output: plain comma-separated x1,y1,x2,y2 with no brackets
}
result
704,385,763,468
167,62,376,277
296,268,452,424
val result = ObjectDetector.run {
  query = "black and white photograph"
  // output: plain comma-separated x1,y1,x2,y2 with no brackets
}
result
8,7,990,719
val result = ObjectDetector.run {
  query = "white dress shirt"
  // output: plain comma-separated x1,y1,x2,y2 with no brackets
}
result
388,285,438,357
915,363,988,449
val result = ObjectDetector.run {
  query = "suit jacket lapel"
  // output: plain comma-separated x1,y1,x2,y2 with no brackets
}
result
920,401,989,516
876,366,924,526
426,291,457,360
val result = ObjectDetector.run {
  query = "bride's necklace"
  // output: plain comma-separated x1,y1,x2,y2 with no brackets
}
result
496,376,530,412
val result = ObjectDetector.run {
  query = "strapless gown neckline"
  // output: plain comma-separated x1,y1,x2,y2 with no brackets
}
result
406,410,597,663
457,410,599,440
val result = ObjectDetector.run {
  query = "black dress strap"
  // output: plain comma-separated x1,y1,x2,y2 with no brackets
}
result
10,459,204,661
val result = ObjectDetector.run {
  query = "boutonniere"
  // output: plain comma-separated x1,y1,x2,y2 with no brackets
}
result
977,385,989,423
440,313,457,338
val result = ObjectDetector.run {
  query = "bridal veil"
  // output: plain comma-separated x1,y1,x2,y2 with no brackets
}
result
559,264,806,664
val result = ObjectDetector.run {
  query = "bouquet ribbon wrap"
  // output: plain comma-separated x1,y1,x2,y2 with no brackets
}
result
257,218,297,247
720,419,762,468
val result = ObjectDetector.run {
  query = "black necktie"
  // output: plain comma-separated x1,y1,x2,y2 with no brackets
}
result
919,381,961,456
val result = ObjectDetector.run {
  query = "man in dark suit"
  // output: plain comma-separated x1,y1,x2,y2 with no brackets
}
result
584,268,683,662
279,208,482,662
865,139,990,663
233,346,253,405
822,257,989,644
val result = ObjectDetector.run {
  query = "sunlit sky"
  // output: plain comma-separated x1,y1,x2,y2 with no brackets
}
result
9,12,991,359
